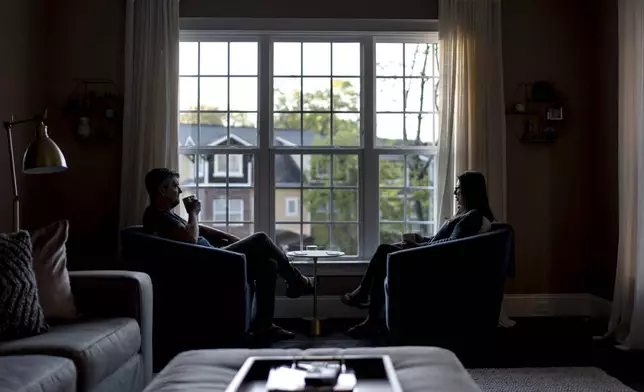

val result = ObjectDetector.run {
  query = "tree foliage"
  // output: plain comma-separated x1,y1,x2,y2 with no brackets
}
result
180,108,255,127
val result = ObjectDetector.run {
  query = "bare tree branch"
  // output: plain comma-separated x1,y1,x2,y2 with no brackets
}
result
415,44,431,145
434,45,440,113
408,44,432,230
402,44,420,143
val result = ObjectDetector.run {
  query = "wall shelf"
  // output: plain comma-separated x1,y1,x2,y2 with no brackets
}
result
506,81,564,144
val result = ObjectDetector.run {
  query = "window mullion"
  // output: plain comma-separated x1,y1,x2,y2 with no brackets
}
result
257,36,272,236
196,44,201,204
362,36,379,258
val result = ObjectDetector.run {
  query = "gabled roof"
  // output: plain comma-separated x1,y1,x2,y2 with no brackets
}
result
179,124,317,147
178,124,433,185
178,124,434,149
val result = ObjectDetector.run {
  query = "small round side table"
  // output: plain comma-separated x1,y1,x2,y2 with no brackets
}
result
286,250,345,336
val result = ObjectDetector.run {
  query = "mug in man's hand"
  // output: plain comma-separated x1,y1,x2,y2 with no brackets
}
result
182,195,198,211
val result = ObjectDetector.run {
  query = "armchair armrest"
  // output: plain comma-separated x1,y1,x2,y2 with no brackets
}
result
69,270,152,384
387,237,472,275
122,232,248,282
388,231,510,273
173,244,248,280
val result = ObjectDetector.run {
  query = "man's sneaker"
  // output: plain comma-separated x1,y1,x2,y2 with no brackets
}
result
285,276,316,298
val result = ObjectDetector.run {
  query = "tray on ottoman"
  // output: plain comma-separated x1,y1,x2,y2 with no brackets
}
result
225,355,402,392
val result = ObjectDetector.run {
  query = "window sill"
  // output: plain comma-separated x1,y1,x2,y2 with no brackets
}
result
289,259,369,276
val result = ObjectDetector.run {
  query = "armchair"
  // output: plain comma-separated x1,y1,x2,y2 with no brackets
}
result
120,226,252,371
385,223,514,359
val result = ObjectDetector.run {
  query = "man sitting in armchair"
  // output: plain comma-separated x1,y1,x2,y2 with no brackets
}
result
142,168,316,341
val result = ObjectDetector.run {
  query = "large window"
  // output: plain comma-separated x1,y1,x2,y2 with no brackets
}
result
179,27,438,260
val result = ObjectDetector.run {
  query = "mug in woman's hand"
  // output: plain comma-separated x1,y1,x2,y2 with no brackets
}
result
402,233,417,244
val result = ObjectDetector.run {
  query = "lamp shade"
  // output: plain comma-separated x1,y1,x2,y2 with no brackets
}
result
22,122,68,174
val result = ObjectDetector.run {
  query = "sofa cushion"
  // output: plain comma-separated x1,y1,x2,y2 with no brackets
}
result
0,318,140,391
0,355,76,392
0,231,49,340
30,220,78,321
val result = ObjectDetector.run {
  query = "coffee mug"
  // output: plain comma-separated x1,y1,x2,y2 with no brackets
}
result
182,195,196,210
306,245,318,251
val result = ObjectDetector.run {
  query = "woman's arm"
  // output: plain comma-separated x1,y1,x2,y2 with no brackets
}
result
429,210,483,244
449,209,483,240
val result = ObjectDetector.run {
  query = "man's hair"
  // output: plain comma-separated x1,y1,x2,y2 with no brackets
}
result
145,168,179,199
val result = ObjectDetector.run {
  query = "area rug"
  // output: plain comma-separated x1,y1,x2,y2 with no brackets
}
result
469,367,636,392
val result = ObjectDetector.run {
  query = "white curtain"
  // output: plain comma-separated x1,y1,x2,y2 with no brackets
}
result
604,0,644,350
119,0,180,229
436,0,507,223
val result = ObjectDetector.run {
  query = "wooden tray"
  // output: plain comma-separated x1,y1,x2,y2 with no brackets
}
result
225,355,403,392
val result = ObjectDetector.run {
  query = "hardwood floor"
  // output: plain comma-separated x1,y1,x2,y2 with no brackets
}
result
266,317,644,391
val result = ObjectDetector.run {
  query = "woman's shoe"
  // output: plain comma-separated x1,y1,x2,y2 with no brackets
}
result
340,292,370,309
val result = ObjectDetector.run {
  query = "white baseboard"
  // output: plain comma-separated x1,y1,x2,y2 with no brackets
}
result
274,294,612,319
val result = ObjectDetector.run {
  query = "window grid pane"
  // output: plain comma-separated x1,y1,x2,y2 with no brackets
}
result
180,40,258,231
273,41,361,148
376,43,439,147
275,153,359,256
379,154,436,240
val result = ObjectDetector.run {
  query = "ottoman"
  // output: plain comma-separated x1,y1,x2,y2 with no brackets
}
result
143,347,481,392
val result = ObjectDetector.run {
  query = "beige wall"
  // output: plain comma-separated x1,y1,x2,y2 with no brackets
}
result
181,0,438,19
8,0,619,292
0,0,45,233
178,154,193,181
501,0,617,296
502,0,599,294
275,188,311,236
591,0,618,300
22,0,125,268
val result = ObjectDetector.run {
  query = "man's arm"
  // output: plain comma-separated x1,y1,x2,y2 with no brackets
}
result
165,211,199,244
199,225,240,245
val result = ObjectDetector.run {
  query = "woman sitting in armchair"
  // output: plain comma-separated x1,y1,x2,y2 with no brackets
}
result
340,170,498,337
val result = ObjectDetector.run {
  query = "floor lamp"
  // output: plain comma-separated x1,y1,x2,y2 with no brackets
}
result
3,110,68,232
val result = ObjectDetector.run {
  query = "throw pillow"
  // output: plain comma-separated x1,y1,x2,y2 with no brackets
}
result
30,220,77,321
0,231,49,340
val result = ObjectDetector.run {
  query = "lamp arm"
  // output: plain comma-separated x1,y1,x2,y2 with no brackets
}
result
3,122,20,232
3,115,43,128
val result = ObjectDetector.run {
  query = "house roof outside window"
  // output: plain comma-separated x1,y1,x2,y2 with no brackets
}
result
178,124,431,185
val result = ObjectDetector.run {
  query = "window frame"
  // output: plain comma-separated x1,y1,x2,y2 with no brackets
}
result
180,19,439,261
